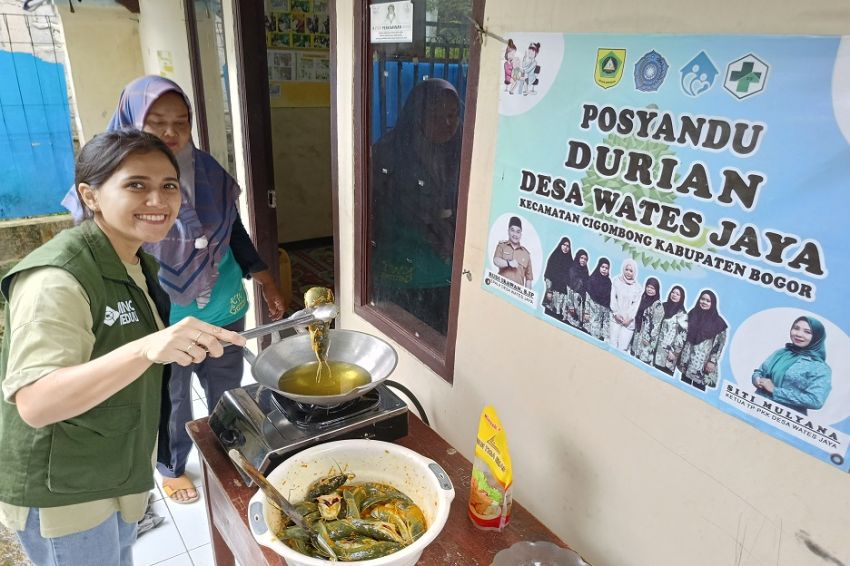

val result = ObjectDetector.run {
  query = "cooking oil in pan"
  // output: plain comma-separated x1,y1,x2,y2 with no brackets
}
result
277,361,371,396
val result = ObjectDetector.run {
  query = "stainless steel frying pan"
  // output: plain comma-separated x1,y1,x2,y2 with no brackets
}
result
234,306,398,406
247,329,398,406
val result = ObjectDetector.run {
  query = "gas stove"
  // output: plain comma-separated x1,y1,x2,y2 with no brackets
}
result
209,382,409,485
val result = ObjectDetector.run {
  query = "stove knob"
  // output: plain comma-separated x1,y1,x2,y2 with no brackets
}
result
362,431,377,440
219,428,244,448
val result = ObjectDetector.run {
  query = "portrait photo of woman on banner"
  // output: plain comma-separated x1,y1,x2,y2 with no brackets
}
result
631,277,663,364
679,290,727,391
752,315,832,415
542,236,572,319
608,258,642,351
652,285,688,376
563,249,589,329
583,257,612,342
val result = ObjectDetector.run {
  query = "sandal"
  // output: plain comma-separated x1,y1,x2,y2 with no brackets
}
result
162,475,199,504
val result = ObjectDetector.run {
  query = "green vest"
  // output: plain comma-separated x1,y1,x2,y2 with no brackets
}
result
0,221,172,507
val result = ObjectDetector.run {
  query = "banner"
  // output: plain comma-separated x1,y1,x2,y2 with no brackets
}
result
484,33,850,471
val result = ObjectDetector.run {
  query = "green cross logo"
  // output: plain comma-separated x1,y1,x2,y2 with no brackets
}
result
724,54,769,99
729,62,762,93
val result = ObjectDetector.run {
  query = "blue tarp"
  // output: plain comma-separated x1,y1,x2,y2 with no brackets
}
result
0,50,74,219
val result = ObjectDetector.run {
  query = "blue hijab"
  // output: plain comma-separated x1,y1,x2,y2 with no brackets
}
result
62,76,240,307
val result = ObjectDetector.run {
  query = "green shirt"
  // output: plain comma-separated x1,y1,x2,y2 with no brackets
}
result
169,247,248,326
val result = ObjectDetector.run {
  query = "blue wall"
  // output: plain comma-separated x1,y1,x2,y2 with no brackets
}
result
0,50,74,219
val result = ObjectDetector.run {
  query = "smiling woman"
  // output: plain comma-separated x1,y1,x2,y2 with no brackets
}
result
75,136,182,262
62,75,288,505
752,315,832,415
0,130,245,566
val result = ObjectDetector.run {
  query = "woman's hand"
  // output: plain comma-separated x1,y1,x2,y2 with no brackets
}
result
140,317,246,366
251,269,286,320
667,351,677,362
704,361,716,375
15,317,247,428
755,378,775,393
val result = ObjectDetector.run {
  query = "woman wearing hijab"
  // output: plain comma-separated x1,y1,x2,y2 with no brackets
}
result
678,290,727,390
370,78,462,335
652,285,689,375
543,237,572,318
62,76,285,504
583,257,612,341
630,277,664,364
608,258,643,351
563,249,589,328
752,316,831,415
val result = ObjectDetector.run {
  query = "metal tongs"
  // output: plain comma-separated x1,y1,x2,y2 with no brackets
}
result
236,303,338,342
222,302,338,364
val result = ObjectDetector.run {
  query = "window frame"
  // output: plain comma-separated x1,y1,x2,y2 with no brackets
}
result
352,0,484,382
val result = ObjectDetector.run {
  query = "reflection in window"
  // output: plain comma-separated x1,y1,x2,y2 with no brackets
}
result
366,0,472,351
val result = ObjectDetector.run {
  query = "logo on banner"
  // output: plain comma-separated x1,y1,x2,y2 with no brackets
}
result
633,50,668,92
724,54,769,99
680,51,719,97
594,49,626,88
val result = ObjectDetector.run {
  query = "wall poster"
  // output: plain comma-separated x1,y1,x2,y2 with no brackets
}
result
264,0,330,107
483,33,850,471
369,1,413,44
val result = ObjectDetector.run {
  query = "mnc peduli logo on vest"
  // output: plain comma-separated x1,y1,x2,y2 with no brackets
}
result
104,300,140,327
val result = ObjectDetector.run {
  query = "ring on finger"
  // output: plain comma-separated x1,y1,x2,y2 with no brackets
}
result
186,341,196,353
193,330,204,342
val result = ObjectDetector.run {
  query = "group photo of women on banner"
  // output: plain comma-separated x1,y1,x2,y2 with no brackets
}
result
483,32,850,471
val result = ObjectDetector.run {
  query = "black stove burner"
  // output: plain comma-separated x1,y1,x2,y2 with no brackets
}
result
209,383,410,485
270,390,382,429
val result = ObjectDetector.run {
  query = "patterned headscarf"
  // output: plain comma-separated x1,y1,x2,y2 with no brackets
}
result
63,76,240,307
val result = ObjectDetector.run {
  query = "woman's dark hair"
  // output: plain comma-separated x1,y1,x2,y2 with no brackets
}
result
74,129,179,218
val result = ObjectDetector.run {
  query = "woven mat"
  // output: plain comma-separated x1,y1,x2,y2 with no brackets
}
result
284,244,334,315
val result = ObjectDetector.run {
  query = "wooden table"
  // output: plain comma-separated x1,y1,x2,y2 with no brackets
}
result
188,415,568,565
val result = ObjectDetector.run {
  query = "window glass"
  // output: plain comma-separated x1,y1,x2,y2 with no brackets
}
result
366,0,473,351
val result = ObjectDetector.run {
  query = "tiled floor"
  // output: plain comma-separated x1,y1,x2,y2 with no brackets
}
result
133,362,254,566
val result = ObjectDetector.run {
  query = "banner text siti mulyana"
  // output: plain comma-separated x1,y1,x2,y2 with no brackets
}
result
516,103,825,300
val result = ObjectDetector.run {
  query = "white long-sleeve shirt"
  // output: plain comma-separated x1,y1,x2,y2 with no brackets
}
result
610,276,643,329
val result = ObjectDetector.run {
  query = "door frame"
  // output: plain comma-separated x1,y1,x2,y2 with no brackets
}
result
184,0,281,329
186,0,341,329
230,1,281,329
